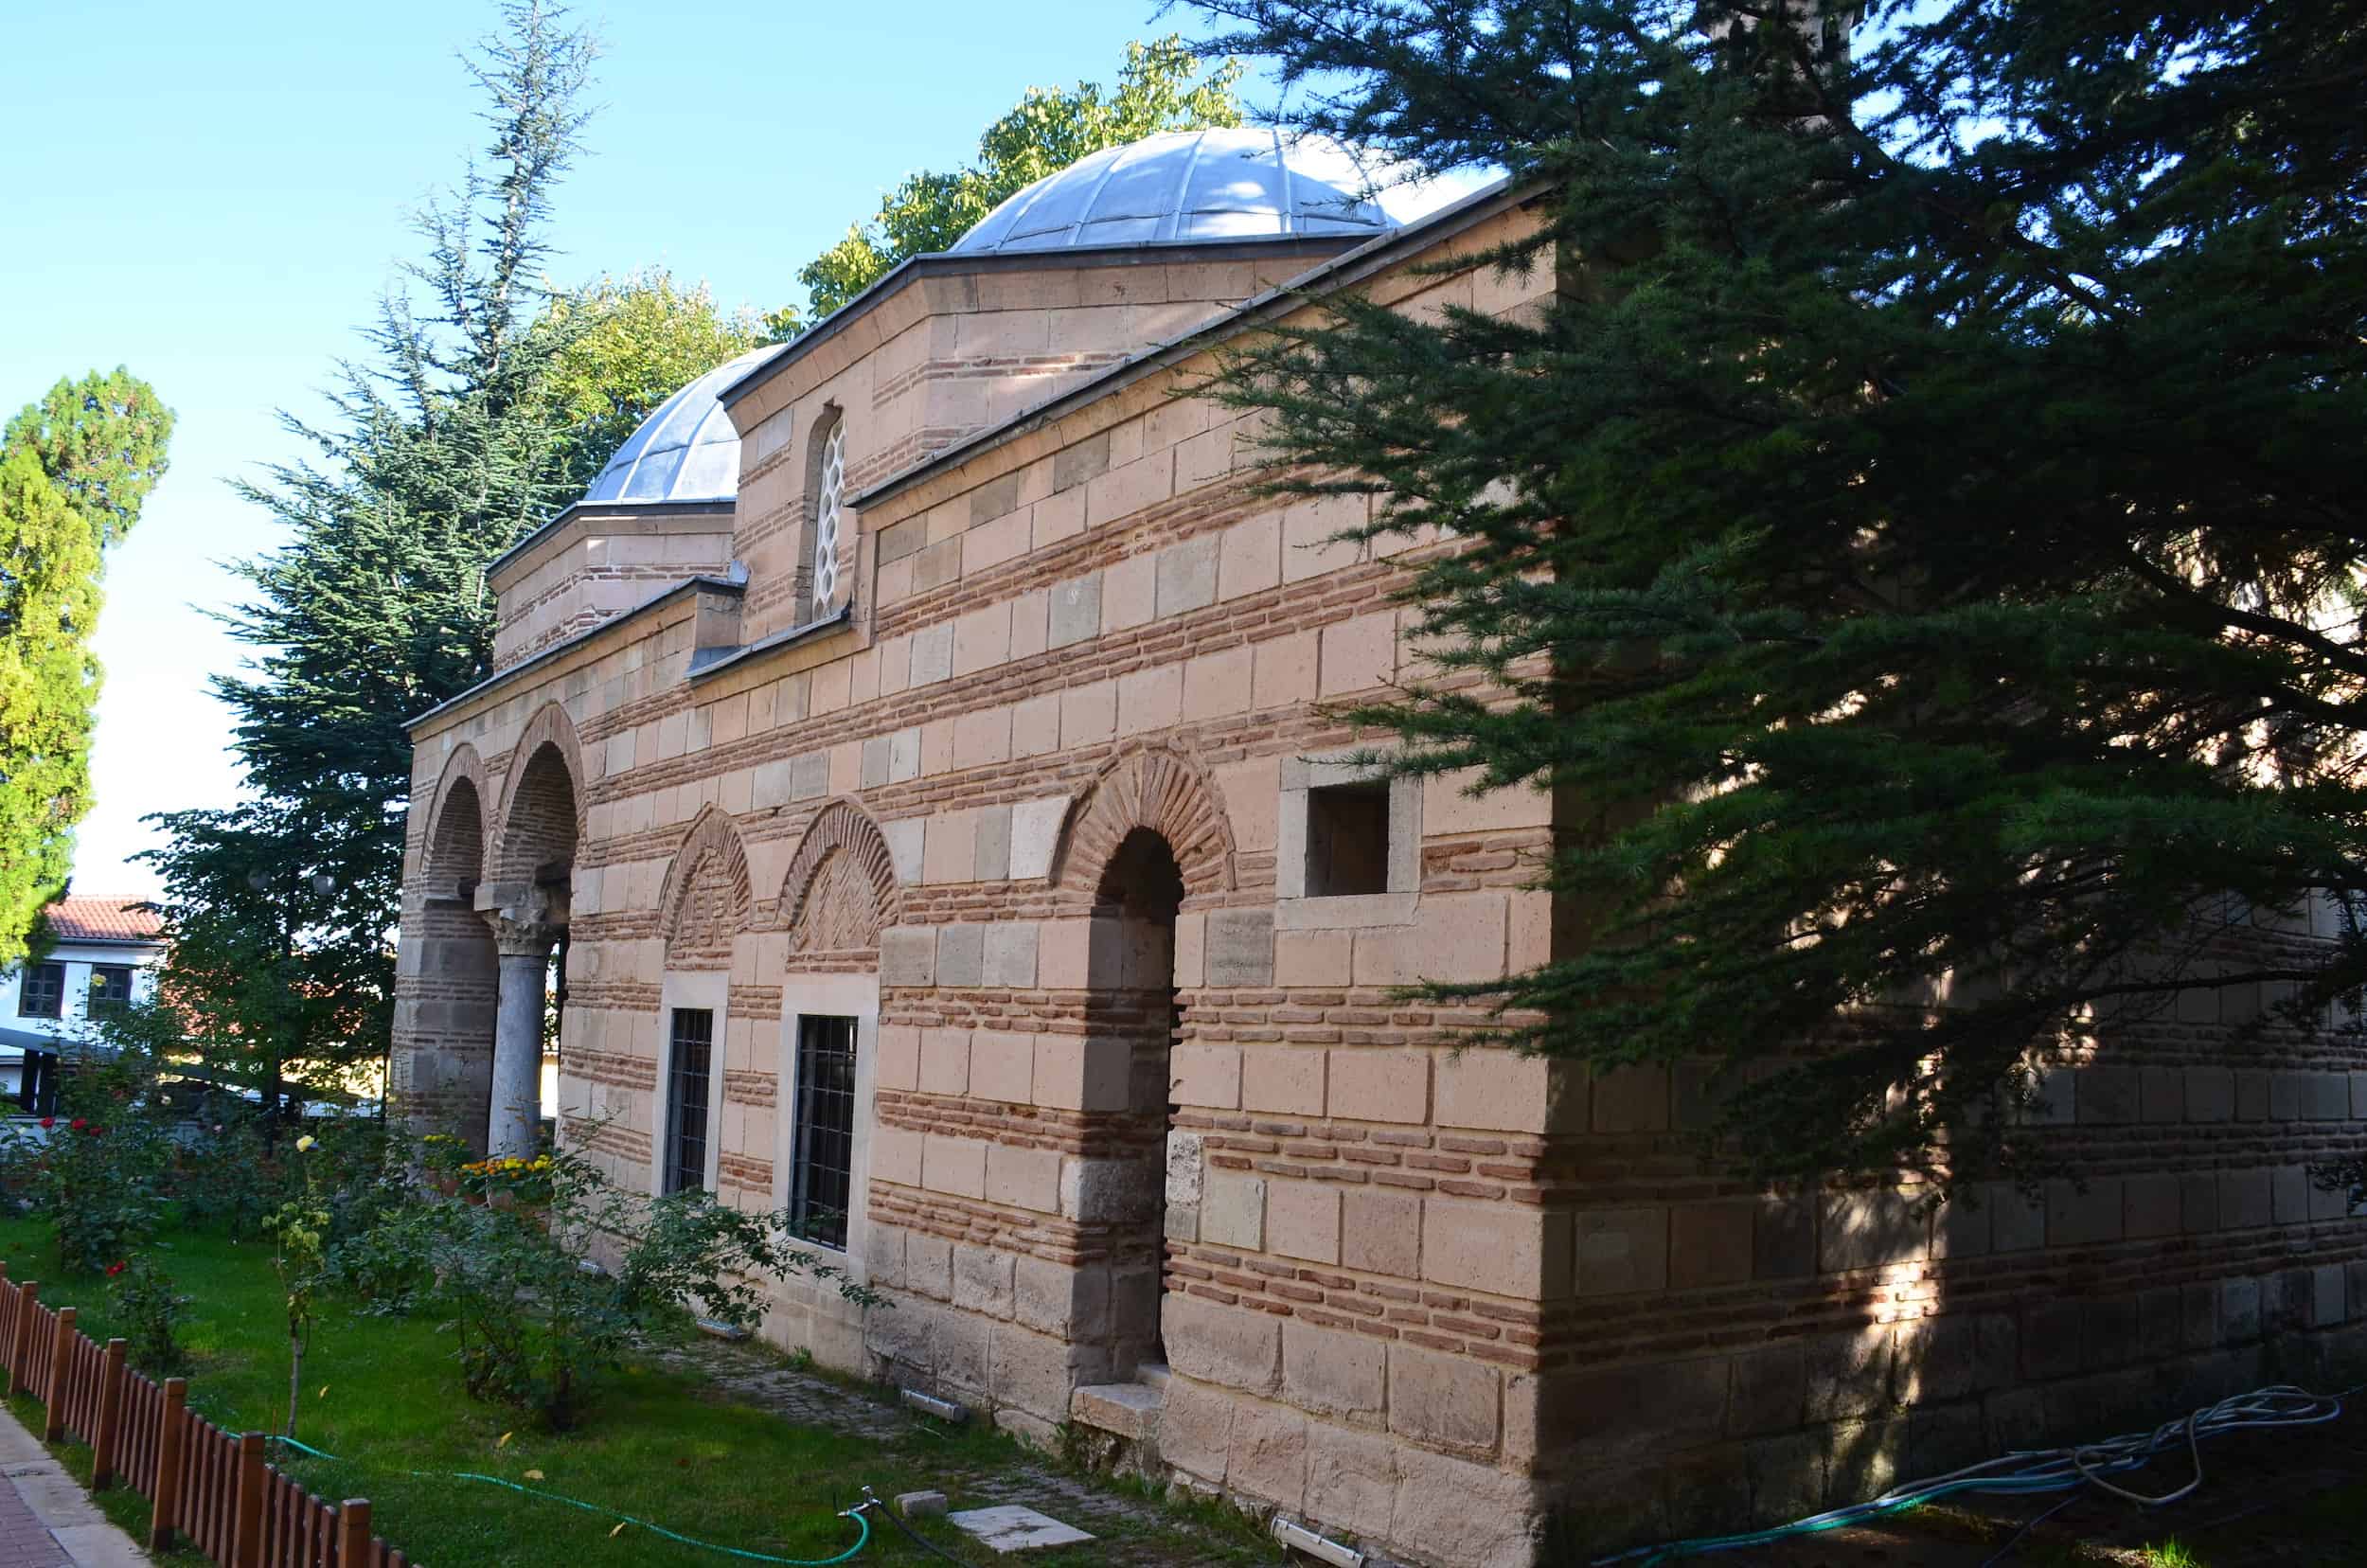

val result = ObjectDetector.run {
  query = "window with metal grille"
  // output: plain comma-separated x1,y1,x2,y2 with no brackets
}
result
790,1014,858,1249
16,963,63,1020
87,965,134,1018
664,1007,715,1196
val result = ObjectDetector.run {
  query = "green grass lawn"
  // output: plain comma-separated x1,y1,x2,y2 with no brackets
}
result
0,1216,1269,1568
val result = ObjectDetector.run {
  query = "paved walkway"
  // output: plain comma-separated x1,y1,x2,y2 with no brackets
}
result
0,1405,147,1568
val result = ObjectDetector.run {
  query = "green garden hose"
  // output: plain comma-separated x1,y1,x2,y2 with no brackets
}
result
270,1435,873,1565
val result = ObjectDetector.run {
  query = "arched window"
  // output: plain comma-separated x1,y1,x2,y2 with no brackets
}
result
810,416,846,615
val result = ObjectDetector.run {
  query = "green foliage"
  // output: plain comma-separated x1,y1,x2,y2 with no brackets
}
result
120,793,396,1117
106,1256,190,1377
265,1183,332,1345
323,1197,440,1313
1199,0,2367,1189
0,454,99,970
0,368,172,969
454,1149,557,1205
212,1,598,862
3,369,174,549
785,36,1244,328
395,1138,883,1430
194,9,765,1068
0,1215,1271,1568
0,1046,172,1274
168,1110,288,1238
529,270,765,493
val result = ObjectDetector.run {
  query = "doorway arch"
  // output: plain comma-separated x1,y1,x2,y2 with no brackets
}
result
1054,745,1235,1379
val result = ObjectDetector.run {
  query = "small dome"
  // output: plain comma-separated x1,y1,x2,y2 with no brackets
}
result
952,129,1409,255
581,345,782,506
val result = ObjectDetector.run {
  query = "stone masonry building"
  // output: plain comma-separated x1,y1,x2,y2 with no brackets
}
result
391,129,2367,1565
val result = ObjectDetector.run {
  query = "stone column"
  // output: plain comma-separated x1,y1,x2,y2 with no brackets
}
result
489,918,560,1158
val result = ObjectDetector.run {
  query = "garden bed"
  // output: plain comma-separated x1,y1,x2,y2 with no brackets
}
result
0,1216,1271,1567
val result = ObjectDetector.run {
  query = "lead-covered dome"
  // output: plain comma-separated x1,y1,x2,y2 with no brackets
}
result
581,344,782,506
952,129,1406,255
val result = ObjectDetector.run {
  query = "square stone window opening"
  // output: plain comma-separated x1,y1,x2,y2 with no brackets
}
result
790,1013,859,1249
1305,781,1391,897
1276,750,1422,930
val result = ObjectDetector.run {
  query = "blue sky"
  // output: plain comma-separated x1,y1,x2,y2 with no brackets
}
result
4,0,1256,898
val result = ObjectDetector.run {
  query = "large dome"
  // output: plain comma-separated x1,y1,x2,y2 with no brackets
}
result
951,129,1408,255
582,345,782,506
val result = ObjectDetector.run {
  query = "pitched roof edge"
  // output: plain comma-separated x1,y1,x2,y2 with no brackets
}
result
715,236,1368,415
846,175,1531,515
403,574,745,734
486,496,738,582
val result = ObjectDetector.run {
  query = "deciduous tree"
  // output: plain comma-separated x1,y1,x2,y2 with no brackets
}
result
782,36,1245,330
529,269,765,493
116,793,396,1123
0,370,172,966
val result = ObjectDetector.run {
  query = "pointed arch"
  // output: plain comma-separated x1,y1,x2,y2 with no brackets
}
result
1050,742,1236,907
493,702,588,883
776,797,901,956
657,805,756,970
423,742,492,895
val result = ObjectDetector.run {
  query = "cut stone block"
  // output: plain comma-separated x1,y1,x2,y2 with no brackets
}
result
1010,797,1068,881
1205,908,1275,987
1071,1381,1164,1442
947,1506,1095,1554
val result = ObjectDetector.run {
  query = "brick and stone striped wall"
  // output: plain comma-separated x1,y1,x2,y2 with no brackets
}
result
393,199,2367,1568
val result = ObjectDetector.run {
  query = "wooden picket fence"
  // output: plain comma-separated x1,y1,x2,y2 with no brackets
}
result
0,1265,419,1567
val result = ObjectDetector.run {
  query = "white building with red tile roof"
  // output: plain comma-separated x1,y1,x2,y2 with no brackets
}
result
0,896,168,1103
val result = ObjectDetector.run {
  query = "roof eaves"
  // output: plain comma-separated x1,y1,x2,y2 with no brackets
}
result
685,602,855,683
486,496,738,580
404,574,746,733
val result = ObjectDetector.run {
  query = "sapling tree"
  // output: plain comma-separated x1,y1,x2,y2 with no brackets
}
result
262,1141,331,1438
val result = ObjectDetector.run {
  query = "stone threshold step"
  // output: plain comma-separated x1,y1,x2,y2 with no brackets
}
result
1070,1381,1164,1442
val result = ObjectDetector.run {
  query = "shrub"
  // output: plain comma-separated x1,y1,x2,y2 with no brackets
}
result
324,1199,439,1312
171,1112,291,1238
397,1139,884,1430
0,1048,173,1275
106,1256,189,1376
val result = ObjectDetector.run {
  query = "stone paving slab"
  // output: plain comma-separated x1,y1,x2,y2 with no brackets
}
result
947,1505,1095,1554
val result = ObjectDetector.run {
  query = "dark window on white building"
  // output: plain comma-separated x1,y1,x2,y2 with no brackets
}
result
17,963,63,1020
87,965,134,1018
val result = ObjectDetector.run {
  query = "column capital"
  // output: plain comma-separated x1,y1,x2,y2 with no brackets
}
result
491,917,563,958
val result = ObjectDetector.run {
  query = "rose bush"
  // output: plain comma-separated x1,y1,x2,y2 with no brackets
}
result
106,1256,189,1375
